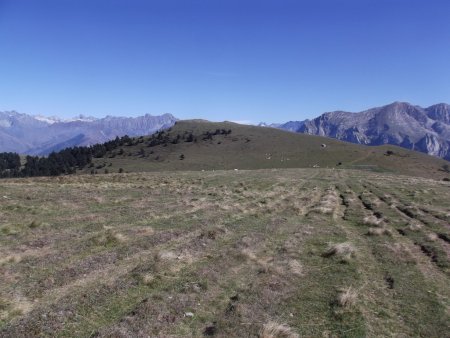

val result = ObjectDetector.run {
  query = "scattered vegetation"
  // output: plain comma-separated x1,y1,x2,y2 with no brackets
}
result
0,168,449,336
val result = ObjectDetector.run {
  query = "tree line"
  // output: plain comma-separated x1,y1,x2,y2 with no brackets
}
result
0,135,132,178
0,128,233,178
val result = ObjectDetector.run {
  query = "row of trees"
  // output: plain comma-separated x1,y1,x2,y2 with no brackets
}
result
146,129,232,147
0,135,133,178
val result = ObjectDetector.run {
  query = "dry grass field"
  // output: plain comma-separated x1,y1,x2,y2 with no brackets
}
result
1,169,450,337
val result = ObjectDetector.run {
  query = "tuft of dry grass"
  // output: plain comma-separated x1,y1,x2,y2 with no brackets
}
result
363,215,383,227
337,287,358,308
408,222,423,231
367,227,392,236
113,232,127,243
315,193,338,215
0,296,32,320
322,242,356,260
288,260,303,276
427,233,438,241
241,248,258,261
259,321,299,338
314,206,334,215
136,226,154,236
155,250,178,261
240,249,278,273
0,254,22,265
141,273,154,285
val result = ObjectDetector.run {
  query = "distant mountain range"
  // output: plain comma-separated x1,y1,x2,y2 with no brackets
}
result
261,102,450,161
0,111,177,155
2,101,450,160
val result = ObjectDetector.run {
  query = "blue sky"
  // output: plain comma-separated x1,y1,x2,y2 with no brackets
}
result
0,0,449,123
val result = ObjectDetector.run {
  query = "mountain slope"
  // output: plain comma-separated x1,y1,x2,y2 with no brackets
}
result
0,111,177,155
84,120,450,180
277,102,450,160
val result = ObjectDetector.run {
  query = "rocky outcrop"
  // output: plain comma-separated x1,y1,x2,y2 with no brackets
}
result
278,102,450,161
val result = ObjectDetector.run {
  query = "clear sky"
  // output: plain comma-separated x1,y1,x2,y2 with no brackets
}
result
0,0,449,123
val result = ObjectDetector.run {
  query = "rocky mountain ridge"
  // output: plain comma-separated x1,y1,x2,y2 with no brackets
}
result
0,111,177,155
272,102,450,160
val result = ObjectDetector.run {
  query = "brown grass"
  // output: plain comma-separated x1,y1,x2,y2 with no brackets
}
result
156,250,178,261
0,254,22,265
313,190,339,215
337,287,358,308
288,259,303,276
367,227,392,236
323,242,356,260
408,222,423,231
1,169,450,337
259,321,300,338
141,273,154,285
363,215,383,226
427,233,438,241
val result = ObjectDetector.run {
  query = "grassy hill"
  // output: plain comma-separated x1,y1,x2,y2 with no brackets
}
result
84,120,450,180
1,169,449,336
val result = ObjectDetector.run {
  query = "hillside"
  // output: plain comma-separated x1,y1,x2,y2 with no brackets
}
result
1,169,449,336
276,102,450,160
85,120,450,180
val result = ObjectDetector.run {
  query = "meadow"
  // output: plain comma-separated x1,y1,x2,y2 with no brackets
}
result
1,168,450,337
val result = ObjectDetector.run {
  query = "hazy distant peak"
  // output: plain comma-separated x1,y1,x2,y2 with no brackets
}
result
0,111,178,155
67,114,98,122
258,122,281,128
33,115,60,124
